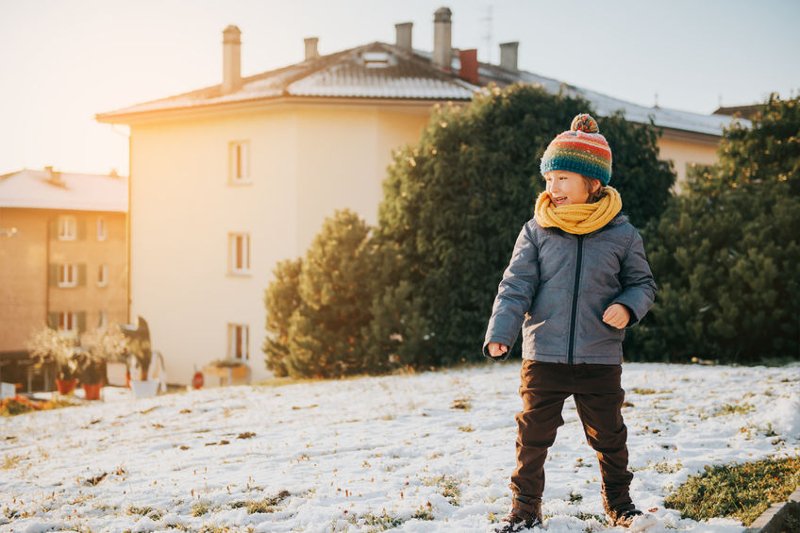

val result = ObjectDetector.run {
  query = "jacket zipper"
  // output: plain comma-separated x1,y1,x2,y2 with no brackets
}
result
567,235,584,364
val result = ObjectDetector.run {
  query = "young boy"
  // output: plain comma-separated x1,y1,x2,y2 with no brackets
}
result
483,113,657,531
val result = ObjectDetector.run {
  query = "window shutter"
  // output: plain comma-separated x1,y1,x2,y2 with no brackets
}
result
48,264,58,287
77,219,86,240
47,312,58,329
77,311,86,333
78,264,87,286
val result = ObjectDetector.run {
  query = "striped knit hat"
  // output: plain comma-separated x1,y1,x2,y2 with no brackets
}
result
540,113,613,185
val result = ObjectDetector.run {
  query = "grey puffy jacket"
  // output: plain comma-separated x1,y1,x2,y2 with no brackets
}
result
483,213,657,364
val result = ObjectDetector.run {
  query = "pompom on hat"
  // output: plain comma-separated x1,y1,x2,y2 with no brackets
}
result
539,113,613,185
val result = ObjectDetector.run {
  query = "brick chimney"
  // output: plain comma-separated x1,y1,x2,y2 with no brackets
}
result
433,7,452,70
395,22,413,50
459,49,479,84
222,25,242,94
304,37,319,60
499,41,519,71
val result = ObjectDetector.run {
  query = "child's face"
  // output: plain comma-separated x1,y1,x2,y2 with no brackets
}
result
543,170,599,206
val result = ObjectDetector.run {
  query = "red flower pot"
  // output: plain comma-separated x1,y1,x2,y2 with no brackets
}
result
82,383,102,401
55,378,78,395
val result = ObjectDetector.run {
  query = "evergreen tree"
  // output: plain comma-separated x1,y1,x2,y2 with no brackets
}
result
284,209,374,377
371,84,674,366
628,94,800,362
263,258,302,377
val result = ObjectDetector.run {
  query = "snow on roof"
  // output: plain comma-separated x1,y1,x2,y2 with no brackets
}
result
0,168,128,212
473,61,748,137
97,41,746,137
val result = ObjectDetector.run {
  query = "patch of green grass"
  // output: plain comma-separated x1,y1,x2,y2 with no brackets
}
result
423,474,461,506
412,501,435,520
458,425,474,433
348,509,405,532
191,501,210,517
231,489,290,514
630,388,657,395
127,505,163,521
713,403,755,416
450,397,472,411
664,456,800,526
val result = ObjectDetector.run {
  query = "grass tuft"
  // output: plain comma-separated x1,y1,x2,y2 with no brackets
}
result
663,456,800,526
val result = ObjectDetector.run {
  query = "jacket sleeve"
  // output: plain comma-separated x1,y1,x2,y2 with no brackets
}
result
611,229,657,328
483,223,540,360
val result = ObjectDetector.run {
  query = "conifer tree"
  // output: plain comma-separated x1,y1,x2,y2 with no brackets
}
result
284,209,374,377
628,94,800,362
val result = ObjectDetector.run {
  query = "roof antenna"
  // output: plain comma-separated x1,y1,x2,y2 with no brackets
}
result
654,92,659,109
482,5,493,63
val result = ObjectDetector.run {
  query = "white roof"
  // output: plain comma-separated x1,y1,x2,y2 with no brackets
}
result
0,169,128,212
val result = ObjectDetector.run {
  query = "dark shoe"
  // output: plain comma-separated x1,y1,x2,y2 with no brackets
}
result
494,496,543,532
607,504,643,527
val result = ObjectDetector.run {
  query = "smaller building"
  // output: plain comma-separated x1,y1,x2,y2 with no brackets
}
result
0,167,128,391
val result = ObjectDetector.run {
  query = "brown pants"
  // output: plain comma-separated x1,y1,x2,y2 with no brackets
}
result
511,360,634,511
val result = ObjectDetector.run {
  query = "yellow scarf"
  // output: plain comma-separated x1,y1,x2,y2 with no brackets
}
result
534,186,622,235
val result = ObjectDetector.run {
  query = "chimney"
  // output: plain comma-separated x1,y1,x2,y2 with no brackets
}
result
459,49,479,84
395,22,413,50
44,166,64,186
304,37,319,60
499,41,519,71
222,25,242,94
433,7,452,70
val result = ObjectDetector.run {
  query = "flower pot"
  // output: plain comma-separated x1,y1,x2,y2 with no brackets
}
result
55,378,78,395
82,383,103,401
130,379,159,399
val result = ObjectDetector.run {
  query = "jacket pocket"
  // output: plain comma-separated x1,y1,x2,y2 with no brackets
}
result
525,287,570,356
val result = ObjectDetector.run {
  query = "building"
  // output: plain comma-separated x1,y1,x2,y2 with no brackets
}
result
0,167,127,390
96,8,746,385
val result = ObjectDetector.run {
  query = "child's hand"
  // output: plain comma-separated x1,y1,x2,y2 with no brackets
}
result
487,342,508,358
603,304,631,329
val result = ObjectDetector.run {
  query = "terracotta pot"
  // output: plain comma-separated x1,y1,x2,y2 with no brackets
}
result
82,383,102,401
55,378,78,395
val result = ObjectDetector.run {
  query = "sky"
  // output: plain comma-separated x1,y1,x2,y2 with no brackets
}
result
0,0,798,177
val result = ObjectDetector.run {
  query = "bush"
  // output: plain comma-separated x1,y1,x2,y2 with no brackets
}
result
627,94,800,362
264,210,375,378
371,84,673,366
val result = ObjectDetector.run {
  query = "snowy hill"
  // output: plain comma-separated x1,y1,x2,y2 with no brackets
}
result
1,362,798,532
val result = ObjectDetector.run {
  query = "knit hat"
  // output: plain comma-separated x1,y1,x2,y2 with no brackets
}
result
539,113,613,185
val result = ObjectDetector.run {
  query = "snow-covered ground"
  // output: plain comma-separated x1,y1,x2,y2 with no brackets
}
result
1,362,798,533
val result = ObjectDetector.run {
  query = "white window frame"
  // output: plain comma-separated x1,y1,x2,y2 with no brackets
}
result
229,141,251,184
227,323,250,361
58,312,78,334
58,215,77,241
97,264,109,287
228,233,251,275
97,217,107,241
58,264,78,288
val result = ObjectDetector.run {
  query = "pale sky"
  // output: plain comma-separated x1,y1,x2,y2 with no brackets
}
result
1,0,798,177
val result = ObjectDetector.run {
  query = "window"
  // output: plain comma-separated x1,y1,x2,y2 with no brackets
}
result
97,264,109,287
228,324,249,360
58,312,78,334
98,311,108,330
229,141,250,184
58,264,78,288
58,216,77,241
97,217,107,241
228,233,251,274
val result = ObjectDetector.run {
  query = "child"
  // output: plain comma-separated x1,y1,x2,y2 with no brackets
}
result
483,113,657,531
